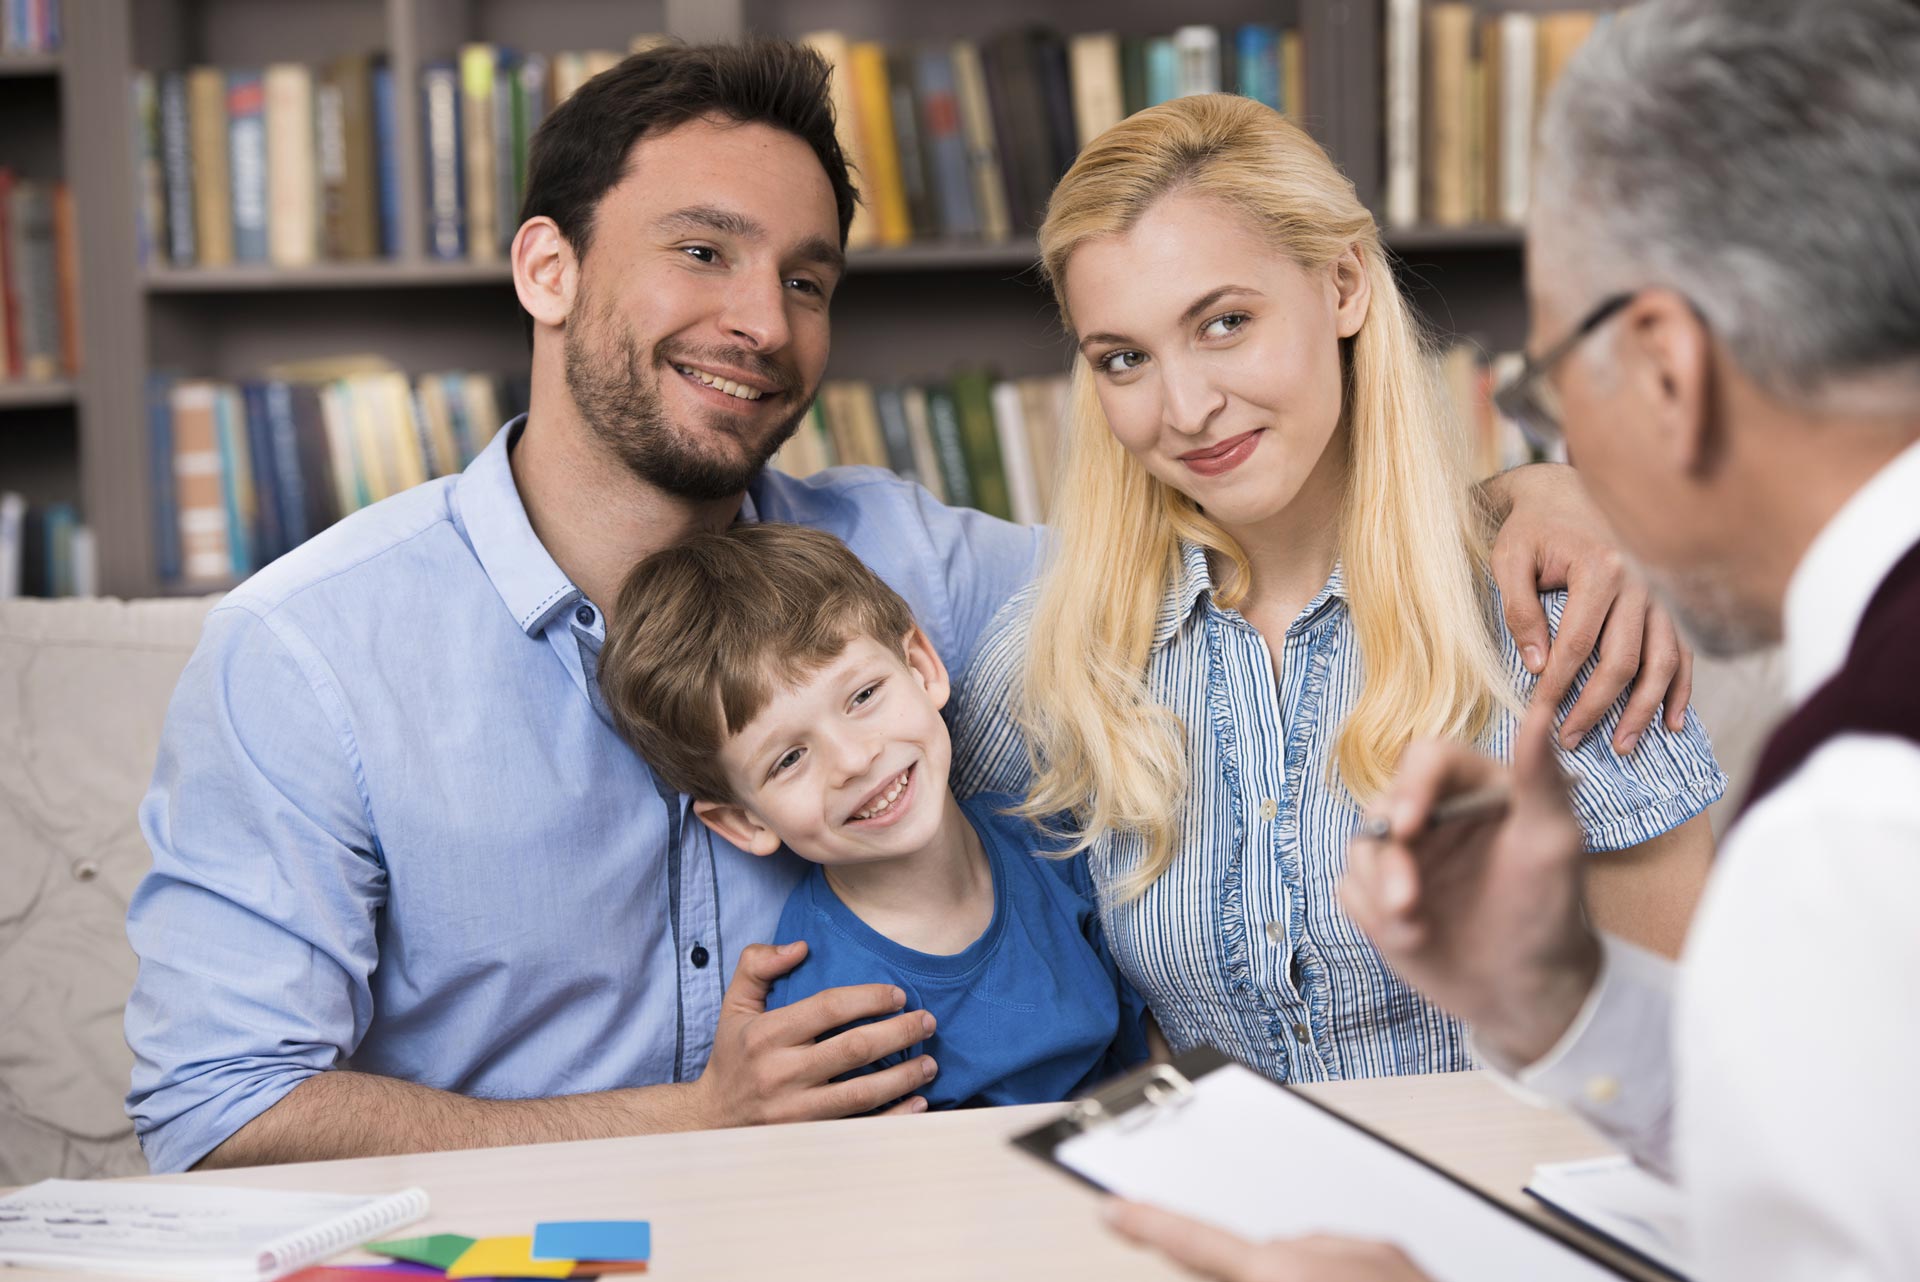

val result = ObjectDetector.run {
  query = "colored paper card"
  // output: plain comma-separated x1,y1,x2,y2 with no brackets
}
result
532,1222,651,1262
571,1263,649,1277
281,1267,446,1282
367,1235,477,1270
448,1236,575,1279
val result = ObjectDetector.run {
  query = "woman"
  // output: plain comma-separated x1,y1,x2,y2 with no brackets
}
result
952,94,1722,1083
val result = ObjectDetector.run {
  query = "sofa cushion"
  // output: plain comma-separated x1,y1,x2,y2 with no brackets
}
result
0,596,215,1183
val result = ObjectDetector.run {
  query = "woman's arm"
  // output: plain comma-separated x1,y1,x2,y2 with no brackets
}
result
1583,812,1716,958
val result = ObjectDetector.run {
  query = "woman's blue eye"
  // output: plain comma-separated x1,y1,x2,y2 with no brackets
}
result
1203,312,1249,338
1099,350,1147,376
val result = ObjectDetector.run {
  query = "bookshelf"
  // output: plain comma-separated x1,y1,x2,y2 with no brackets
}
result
23,0,1599,598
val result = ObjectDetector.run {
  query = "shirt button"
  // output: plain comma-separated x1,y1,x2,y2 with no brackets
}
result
1259,798,1279,822
575,603,596,627
72,860,99,882
1265,921,1286,947
1292,1022,1310,1045
1584,1074,1620,1105
689,944,710,969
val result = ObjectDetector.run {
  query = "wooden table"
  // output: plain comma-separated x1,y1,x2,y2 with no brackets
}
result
8,1071,1661,1281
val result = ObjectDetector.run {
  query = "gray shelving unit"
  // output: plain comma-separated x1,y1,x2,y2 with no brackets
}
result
29,0,1564,597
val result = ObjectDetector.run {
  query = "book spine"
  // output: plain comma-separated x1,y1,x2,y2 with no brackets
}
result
371,60,400,257
286,380,339,534
493,57,516,256
1498,14,1537,226
1384,0,1422,228
214,383,255,575
923,385,974,509
990,378,1041,525
1120,37,1148,117
0,491,21,598
315,67,349,259
802,32,877,249
1172,25,1223,97
914,47,978,239
1235,25,1280,111
241,381,285,563
171,381,232,585
1068,32,1123,152
146,373,182,582
264,63,317,266
226,70,269,264
459,44,499,262
263,379,309,548
11,182,60,380
1423,4,1474,227
850,43,910,246
1031,32,1078,181
186,66,233,265
51,182,77,375
131,70,164,268
159,71,197,265
1144,38,1177,108
950,41,1011,243
421,63,464,260
872,384,918,482
0,168,17,378
950,369,1010,520
886,48,936,240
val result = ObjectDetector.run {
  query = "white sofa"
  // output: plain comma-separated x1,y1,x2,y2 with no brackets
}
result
0,594,1786,1184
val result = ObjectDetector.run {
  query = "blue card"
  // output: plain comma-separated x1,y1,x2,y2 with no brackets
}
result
530,1221,651,1262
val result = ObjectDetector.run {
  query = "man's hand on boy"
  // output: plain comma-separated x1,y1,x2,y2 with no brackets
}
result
690,940,938,1127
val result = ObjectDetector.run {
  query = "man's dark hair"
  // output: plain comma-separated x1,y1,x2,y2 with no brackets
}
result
520,38,859,272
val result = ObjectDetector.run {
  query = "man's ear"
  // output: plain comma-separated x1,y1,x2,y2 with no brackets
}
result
694,799,783,857
1621,289,1717,477
511,214,577,332
901,625,952,711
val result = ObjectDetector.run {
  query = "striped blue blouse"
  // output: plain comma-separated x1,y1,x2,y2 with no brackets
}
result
951,541,1726,1083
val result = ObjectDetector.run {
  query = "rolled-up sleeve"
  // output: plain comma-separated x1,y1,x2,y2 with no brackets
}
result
125,604,385,1172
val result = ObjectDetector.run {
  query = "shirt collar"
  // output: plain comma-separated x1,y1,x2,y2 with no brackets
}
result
457,416,583,635
1151,540,1348,652
1781,436,1920,700
457,416,767,637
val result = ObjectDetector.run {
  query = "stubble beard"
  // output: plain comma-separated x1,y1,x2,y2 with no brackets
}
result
1639,559,1782,659
563,297,813,502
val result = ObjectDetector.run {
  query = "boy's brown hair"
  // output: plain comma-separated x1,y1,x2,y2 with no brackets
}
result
599,523,918,803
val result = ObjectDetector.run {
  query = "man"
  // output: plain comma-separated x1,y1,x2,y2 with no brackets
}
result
125,40,1691,1174
1109,1,1920,1278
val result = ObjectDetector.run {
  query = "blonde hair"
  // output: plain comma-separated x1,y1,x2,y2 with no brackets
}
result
1020,95,1510,902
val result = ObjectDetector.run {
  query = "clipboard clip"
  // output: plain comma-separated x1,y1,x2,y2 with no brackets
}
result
1062,1062,1198,1134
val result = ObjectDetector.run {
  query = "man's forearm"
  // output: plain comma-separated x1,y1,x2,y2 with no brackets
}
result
195,1069,713,1169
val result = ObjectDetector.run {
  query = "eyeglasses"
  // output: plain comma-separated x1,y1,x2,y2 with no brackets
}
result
1492,292,1633,454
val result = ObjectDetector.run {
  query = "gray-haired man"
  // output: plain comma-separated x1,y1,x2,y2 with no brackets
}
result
1110,1,1920,1278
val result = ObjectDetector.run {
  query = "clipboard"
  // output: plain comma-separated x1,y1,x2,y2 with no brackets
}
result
1015,1048,1639,1282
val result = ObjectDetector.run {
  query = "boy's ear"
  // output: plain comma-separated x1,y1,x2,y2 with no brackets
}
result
902,624,951,711
694,799,784,857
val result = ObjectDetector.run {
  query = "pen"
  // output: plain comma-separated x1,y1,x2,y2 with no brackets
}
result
1357,784,1510,841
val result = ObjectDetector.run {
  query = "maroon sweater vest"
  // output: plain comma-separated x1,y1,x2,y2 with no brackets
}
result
1736,538,1920,820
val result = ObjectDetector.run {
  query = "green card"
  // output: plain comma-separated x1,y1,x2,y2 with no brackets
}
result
365,1234,478,1271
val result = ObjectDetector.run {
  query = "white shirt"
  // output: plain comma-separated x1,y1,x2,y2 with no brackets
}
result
1517,438,1920,1281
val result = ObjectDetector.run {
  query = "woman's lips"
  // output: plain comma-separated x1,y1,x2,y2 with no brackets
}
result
1179,429,1264,477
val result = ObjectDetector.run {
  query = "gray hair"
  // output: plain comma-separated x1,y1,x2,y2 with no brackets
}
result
1534,0,1920,404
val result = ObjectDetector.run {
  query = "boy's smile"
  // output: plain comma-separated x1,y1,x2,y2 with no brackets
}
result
695,629,957,866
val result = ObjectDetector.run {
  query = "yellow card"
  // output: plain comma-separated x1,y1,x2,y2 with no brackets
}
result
446,1235,576,1279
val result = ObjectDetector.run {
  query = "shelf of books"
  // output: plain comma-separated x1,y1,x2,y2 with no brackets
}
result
16,0,1616,600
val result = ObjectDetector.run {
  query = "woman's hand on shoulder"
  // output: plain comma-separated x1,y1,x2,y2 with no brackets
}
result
1485,462,1693,754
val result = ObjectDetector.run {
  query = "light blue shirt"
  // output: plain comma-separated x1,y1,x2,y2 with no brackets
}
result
953,542,1726,1084
125,418,1043,1173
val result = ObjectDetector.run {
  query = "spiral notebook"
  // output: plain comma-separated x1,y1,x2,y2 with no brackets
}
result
1016,1049,1633,1282
0,1179,429,1281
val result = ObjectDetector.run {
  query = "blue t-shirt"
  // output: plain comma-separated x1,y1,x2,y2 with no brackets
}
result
765,792,1152,1109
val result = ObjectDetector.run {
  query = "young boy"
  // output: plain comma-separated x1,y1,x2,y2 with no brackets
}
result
599,522,1150,1109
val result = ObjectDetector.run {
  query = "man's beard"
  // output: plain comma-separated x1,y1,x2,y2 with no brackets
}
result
1640,559,1781,658
564,302,812,502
